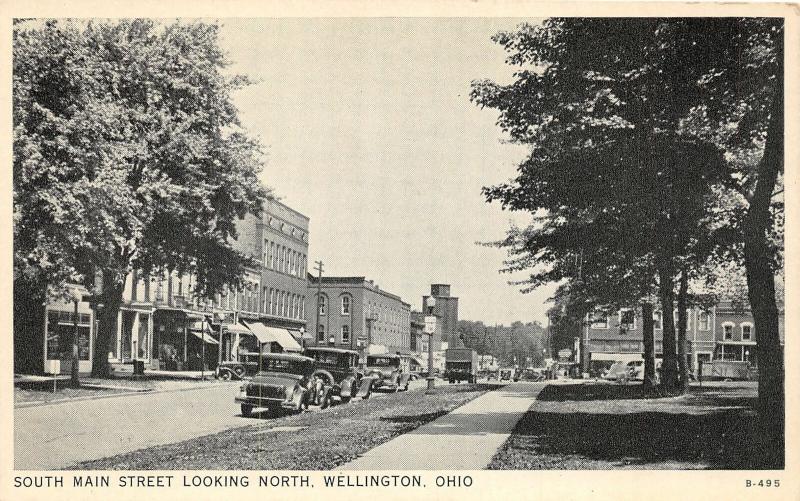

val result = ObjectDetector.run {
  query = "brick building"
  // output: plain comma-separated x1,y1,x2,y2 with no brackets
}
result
583,300,784,375
306,276,411,362
24,197,310,375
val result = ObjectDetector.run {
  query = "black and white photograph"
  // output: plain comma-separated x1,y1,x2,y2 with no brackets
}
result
3,2,797,499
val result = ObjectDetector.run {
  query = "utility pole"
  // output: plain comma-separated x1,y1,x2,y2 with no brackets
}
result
314,260,324,345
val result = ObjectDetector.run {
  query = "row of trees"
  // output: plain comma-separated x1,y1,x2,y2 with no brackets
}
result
457,320,546,367
472,19,783,447
13,19,268,377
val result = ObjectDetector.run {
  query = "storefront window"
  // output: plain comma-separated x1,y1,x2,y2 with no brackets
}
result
46,310,91,361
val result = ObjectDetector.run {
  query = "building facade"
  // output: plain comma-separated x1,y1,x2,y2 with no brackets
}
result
422,284,459,350
306,276,411,362
27,197,310,375
583,300,784,375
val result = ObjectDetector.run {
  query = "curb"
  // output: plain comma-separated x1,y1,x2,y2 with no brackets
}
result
14,380,240,409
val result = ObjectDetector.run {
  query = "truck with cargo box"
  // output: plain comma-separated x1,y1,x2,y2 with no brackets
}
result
444,348,478,383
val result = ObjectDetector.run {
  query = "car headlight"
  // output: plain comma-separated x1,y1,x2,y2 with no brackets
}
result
285,385,294,400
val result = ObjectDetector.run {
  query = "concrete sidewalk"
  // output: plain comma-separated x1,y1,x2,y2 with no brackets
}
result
337,381,546,470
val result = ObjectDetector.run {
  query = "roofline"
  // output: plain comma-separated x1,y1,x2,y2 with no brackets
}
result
266,195,310,221
309,276,409,306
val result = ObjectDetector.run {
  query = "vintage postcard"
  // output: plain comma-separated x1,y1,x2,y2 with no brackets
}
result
1,1,798,500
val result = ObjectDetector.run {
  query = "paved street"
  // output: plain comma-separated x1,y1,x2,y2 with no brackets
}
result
14,382,243,470
338,381,546,470
15,377,433,470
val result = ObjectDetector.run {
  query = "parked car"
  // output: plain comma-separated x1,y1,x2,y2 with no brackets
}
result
499,367,515,381
366,353,410,391
217,352,259,380
304,347,374,405
235,353,315,417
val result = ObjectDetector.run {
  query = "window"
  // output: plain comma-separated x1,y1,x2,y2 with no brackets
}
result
319,295,327,315
270,242,275,269
262,287,268,313
301,296,305,319
619,309,636,330
651,311,662,330
341,325,350,343
47,310,91,361
341,295,351,315
698,311,711,331
741,323,753,341
590,312,608,329
723,323,734,340
317,324,325,343
673,310,692,330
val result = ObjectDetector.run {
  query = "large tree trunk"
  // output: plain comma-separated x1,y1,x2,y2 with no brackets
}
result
676,270,689,393
658,266,678,390
91,271,126,378
641,301,656,388
743,51,784,454
13,278,47,375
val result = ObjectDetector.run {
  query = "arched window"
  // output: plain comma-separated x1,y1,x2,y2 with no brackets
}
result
722,321,735,340
341,295,351,315
741,322,753,341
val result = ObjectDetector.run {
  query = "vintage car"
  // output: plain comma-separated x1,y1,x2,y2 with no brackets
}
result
499,367,515,381
366,353,410,392
235,352,315,417
303,347,374,406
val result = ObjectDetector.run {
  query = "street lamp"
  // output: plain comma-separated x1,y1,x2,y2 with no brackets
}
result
299,327,306,349
69,287,83,387
424,296,437,395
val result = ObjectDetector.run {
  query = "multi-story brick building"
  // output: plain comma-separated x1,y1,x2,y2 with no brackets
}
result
306,276,411,362
422,284,459,350
26,197,310,375
583,299,784,375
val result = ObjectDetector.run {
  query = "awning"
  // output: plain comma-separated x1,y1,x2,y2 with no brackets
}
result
188,329,219,345
242,321,303,352
223,323,253,336
288,328,313,341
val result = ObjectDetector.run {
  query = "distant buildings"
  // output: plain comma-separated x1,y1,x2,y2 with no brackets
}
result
422,284,459,350
583,300,785,374
306,276,412,361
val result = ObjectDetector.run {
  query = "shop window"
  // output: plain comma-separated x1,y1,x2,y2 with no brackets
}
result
46,310,91,361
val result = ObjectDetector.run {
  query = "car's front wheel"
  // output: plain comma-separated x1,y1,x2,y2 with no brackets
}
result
241,404,253,417
219,369,232,381
319,387,332,409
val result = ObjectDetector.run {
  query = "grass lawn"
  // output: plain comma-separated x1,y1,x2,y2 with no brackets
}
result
73,383,496,470
489,381,781,470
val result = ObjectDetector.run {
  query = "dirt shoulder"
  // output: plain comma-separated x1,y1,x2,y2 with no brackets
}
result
489,381,781,470
73,383,496,470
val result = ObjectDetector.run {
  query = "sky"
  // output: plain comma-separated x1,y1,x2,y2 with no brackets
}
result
218,18,556,325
